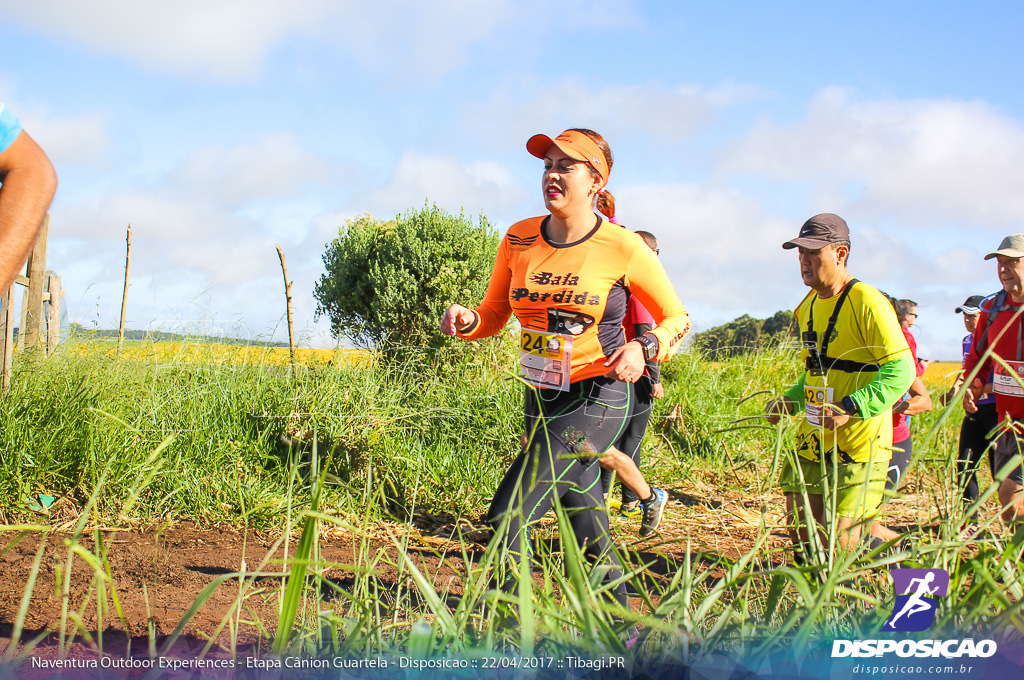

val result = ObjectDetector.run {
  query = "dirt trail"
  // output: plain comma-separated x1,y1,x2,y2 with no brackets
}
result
1,483,940,660
1,522,452,649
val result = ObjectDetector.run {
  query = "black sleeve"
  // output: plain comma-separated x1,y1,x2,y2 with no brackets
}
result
634,322,661,384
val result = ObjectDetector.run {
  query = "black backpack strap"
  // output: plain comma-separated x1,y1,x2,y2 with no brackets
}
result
805,279,878,375
977,290,1009,358
820,279,859,358
817,355,880,373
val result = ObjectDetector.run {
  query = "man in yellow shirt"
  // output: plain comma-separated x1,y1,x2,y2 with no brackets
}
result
766,213,914,553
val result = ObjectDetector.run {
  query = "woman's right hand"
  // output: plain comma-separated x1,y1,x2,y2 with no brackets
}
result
440,304,476,336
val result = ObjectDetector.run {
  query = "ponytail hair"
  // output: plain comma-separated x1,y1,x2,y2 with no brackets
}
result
596,190,616,222
568,127,615,222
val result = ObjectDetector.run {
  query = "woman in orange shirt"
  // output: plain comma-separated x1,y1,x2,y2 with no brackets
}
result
440,129,689,626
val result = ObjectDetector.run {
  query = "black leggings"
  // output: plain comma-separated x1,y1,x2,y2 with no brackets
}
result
601,379,654,505
956,402,999,506
886,436,912,493
487,377,632,608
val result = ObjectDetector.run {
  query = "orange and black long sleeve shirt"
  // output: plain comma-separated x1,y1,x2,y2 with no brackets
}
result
458,215,690,384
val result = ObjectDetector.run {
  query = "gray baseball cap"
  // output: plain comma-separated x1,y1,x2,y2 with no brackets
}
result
984,234,1024,260
782,213,850,250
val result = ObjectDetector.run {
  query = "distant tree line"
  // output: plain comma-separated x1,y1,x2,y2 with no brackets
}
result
67,323,289,347
691,310,796,359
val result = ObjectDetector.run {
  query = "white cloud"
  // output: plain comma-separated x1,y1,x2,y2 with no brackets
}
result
0,0,336,81
609,178,992,360
27,111,111,167
722,87,1024,228
0,0,642,82
64,191,227,243
0,100,112,168
462,80,764,155
305,0,643,83
329,1,514,81
362,152,531,222
615,181,798,326
43,133,338,344
54,200,279,336
174,134,332,206
53,192,314,344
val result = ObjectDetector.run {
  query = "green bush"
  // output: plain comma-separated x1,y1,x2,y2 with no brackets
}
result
692,310,797,359
314,204,500,359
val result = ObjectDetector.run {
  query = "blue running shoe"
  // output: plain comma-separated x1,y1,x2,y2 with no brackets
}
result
640,488,667,537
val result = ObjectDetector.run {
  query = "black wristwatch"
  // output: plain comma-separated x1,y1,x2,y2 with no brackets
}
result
633,333,659,361
840,395,860,417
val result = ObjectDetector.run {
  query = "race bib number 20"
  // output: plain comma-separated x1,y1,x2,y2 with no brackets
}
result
520,329,572,391
804,385,834,427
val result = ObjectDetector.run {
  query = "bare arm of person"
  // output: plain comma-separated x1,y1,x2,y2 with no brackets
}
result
0,130,58,291
895,377,932,416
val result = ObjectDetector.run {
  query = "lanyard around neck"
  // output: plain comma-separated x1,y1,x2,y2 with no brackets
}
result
806,278,859,358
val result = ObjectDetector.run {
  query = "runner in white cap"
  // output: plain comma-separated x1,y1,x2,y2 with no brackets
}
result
963,234,1024,524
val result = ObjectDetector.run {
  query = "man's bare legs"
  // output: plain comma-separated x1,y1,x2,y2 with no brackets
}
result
998,479,1024,523
786,492,874,554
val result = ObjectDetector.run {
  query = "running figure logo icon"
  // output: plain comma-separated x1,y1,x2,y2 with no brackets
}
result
885,568,949,632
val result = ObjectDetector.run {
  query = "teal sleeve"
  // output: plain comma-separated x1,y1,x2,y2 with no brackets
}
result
783,373,807,411
848,354,915,418
0,104,23,154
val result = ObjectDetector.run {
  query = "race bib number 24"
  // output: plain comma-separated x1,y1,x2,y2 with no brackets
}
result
520,329,572,391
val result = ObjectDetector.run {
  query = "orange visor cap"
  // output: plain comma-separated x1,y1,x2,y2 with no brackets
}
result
526,129,609,186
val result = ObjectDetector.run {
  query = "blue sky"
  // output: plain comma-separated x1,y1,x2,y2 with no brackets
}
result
2,1,1022,360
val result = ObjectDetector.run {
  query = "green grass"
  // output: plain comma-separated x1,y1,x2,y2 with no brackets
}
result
1,336,1021,669
0,336,522,523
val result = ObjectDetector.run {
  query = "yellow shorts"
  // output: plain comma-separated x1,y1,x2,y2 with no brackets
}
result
779,453,890,520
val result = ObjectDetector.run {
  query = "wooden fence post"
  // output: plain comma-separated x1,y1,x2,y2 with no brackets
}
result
1,214,63,386
118,225,132,356
21,215,49,355
46,274,62,355
1,285,14,392
275,244,296,374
